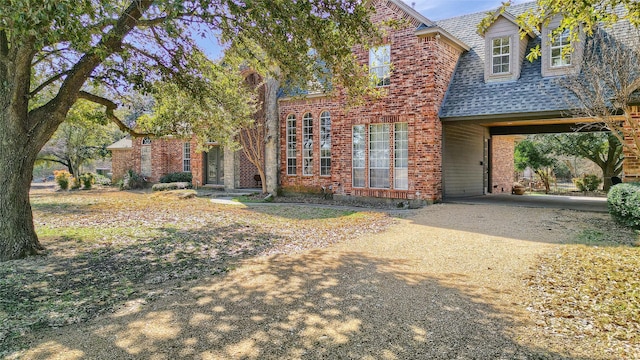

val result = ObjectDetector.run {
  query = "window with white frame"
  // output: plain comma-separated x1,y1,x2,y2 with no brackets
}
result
394,123,408,190
491,37,510,74
286,114,297,175
369,123,390,188
352,125,365,188
369,45,390,87
302,113,313,176
320,111,331,176
183,142,191,172
550,29,571,67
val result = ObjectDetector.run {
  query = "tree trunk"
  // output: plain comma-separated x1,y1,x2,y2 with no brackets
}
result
264,74,280,195
0,116,44,261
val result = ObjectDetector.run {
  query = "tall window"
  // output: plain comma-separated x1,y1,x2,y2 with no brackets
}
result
491,37,510,74
369,124,390,188
286,114,297,175
369,45,390,87
302,113,313,176
551,30,571,67
394,123,408,190
183,142,191,172
352,125,365,188
320,111,331,176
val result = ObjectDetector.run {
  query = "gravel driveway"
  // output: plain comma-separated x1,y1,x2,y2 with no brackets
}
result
18,203,605,359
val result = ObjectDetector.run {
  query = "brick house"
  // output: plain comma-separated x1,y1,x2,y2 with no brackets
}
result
112,0,640,199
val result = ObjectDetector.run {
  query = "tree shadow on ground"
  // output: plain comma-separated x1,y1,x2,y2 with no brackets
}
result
0,222,285,356
21,251,587,359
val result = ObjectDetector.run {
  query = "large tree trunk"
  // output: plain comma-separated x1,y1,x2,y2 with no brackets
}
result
0,114,45,261
264,74,280,195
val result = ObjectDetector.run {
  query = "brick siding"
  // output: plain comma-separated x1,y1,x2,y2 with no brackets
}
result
110,149,133,182
278,0,462,202
490,136,515,193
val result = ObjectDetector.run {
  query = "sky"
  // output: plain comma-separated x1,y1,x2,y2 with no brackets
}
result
196,0,528,60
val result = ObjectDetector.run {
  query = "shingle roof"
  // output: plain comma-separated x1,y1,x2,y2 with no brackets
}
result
106,138,132,150
436,2,636,120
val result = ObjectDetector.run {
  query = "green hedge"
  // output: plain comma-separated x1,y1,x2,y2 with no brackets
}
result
607,183,640,229
159,172,192,183
152,182,192,191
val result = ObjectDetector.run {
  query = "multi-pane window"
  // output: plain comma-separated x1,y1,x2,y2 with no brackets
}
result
286,114,297,175
492,37,510,74
369,45,391,87
320,111,331,176
394,123,408,190
352,125,366,188
183,142,191,172
551,30,571,67
369,124,390,189
302,113,313,176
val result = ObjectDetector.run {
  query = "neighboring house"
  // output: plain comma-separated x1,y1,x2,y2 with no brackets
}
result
106,137,132,182
111,0,640,200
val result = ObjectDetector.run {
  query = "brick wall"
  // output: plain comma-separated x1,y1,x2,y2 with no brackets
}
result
491,136,515,193
110,149,133,182
130,137,190,183
623,107,640,182
278,0,462,202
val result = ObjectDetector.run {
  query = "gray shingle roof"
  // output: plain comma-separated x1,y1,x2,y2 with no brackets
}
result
436,2,578,119
436,2,636,120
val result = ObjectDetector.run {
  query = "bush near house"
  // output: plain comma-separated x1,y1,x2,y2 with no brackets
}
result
608,183,640,228
159,172,192,183
574,174,602,192
120,170,147,190
151,182,192,191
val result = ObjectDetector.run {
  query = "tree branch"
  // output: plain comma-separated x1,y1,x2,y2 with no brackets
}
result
0,30,8,58
77,91,153,137
29,71,71,97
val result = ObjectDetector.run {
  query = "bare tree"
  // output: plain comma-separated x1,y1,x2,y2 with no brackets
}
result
239,73,267,193
562,26,640,159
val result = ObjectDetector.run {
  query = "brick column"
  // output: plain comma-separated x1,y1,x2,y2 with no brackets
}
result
490,136,515,193
623,107,640,182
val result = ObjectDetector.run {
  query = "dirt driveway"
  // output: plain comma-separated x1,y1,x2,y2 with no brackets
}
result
18,203,606,359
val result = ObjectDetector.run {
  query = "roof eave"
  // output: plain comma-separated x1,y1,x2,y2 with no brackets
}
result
415,27,470,52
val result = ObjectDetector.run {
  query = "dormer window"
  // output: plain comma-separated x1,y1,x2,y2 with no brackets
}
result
550,30,572,67
369,45,390,87
492,37,510,74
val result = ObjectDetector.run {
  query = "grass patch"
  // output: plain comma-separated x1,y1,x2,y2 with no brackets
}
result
0,189,393,357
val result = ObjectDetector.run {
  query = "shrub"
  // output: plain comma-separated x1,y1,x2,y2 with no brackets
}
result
53,170,71,190
70,177,81,190
574,174,602,192
94,174,111,186
120,170,147,190
159,172,192,183
79,173,95,189
151,182,192,191
608,183,640,229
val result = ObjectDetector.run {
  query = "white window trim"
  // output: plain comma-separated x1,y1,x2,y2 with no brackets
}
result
320,111,331,177
352,125,366,188
369,45,391,87
286,114,297,176
550,30,572,68
183,142,191,173
302,113,313,176
491,36,511,75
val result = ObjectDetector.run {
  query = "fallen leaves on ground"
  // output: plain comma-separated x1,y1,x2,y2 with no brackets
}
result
0,188,394,356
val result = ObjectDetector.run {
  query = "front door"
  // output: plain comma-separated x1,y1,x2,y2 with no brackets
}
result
206,146,224,185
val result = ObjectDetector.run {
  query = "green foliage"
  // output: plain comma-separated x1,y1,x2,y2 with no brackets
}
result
93,174,111,186
608,183,640,228
490,0,640,61
53,170,71,190
79,173,95,190
159,172,193,183
151,182,192,191
120,170,147,190
515,139,555,172
573,174,602,191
